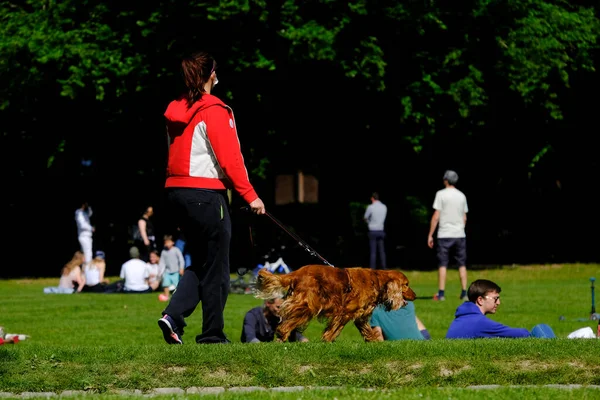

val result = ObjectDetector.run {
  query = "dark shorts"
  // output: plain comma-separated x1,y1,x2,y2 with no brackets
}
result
436,238,467,267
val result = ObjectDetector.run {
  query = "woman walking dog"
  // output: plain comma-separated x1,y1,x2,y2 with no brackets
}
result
157,51,266,345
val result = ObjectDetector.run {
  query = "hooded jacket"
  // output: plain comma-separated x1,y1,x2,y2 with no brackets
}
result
445,301,530,339
164,94,258,204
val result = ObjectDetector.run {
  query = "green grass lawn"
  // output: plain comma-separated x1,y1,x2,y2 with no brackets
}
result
1,263,599,399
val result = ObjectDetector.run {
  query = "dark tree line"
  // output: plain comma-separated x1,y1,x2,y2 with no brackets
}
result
1,0,599,277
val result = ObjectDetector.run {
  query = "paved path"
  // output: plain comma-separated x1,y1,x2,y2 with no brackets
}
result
1,385,599,398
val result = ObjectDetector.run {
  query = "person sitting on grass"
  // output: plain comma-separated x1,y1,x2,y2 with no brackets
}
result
241,296,309,343
370,300,431,340
43,251,86,294
81,250,110,293
120,246,153,294
147,250,164,294
445,279,556,339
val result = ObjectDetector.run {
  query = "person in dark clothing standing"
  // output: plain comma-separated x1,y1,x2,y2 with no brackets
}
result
364,192,388,270
157,51,266,345
133,205,156,262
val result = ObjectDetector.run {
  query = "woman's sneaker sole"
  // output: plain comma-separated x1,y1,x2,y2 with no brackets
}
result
158,315,183,344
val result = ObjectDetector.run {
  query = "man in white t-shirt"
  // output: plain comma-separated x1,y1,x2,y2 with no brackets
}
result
427,170,469,302
120,246,152,293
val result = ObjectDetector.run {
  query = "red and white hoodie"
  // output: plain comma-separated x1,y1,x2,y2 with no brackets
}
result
164,94,258,204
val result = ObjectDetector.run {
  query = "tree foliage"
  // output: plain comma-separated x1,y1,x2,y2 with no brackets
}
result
2,0,597,149
0,0,146,109
1,0,599,267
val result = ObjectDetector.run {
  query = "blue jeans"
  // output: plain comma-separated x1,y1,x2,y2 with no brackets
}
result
368,230,386,269
530,323,556,338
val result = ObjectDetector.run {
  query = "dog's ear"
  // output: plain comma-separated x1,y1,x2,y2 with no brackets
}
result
387,271,416,302
381,280,405,311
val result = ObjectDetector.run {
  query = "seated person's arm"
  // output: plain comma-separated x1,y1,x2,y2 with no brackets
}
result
451,318,530,339
415,316,431,340
293,330,309,343
488,321,530,338
99,262,109,284
369,310,385,341
76,267,85,292
242,312,261,343
370,326,385,341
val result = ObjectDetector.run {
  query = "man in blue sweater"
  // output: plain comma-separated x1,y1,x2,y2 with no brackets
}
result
446,279,555,339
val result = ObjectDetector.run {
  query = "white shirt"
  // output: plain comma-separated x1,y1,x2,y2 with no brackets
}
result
433,187,468,238
146,262,163,284
84,266,101,286
120,259,150,291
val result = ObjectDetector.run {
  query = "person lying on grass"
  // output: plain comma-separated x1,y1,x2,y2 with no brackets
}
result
446,279,555,339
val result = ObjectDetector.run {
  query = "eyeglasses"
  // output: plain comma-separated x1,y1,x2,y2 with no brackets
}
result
484,295,500,303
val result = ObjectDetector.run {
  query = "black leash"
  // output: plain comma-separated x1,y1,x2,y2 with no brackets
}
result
242,207,334,267
264,211,334,267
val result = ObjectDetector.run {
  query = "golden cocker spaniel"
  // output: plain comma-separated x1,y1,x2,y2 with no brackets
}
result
254,264,416,342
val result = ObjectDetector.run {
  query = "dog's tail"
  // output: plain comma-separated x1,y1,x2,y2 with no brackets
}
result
254,268,292,299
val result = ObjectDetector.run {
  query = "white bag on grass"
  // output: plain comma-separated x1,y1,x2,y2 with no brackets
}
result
567,327,596,339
